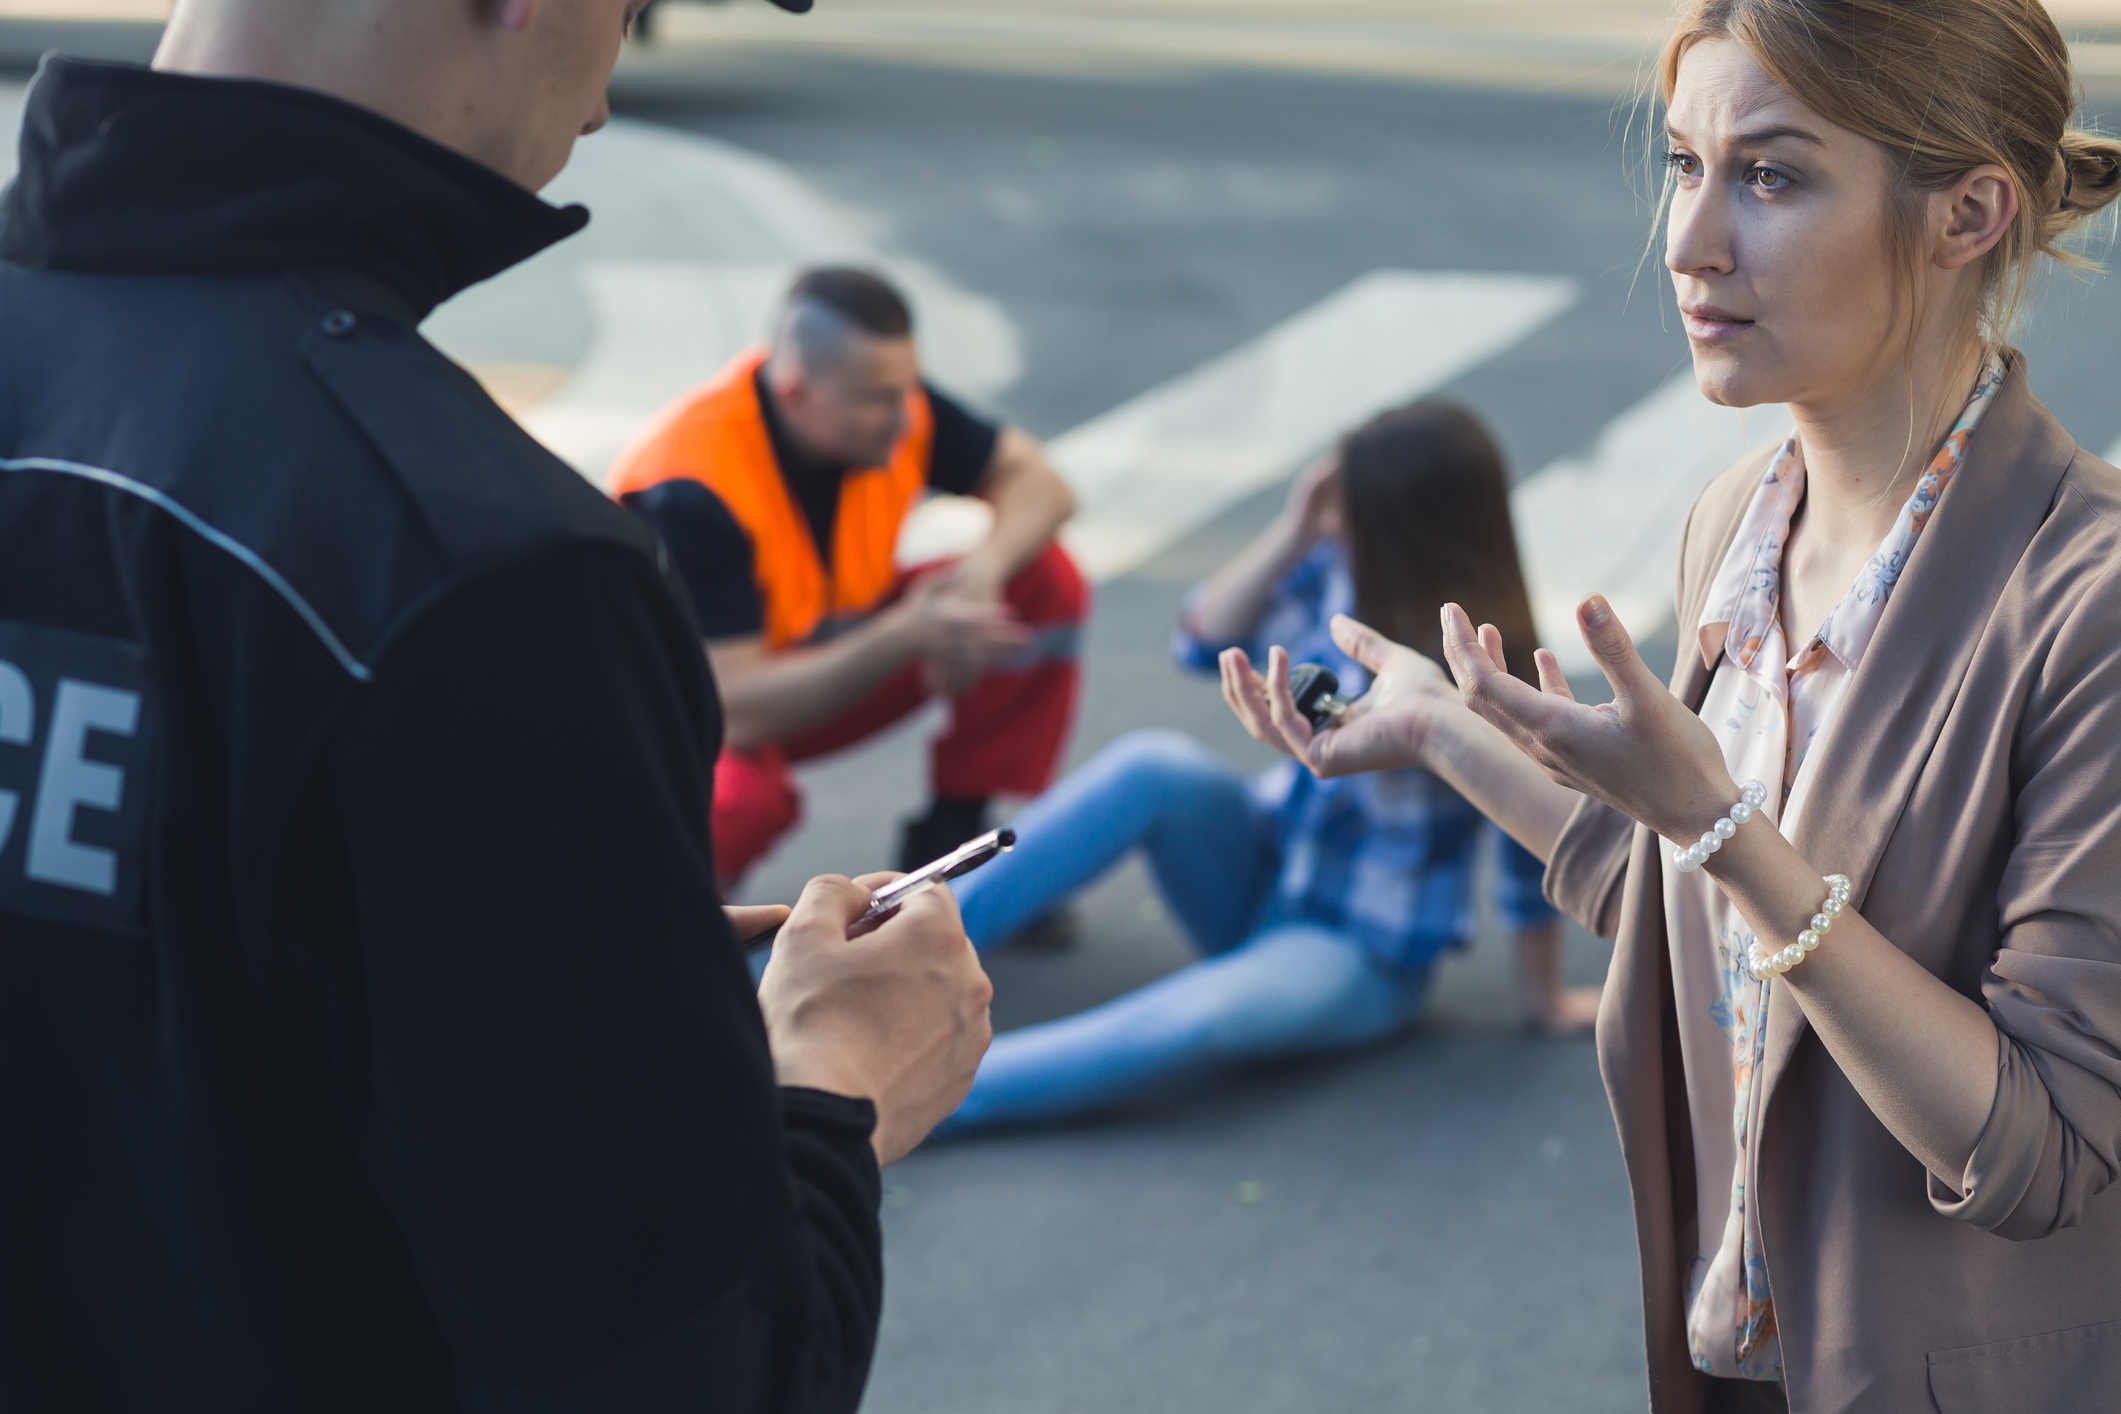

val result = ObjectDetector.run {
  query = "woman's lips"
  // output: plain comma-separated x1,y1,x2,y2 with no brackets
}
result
1682,307,1754,344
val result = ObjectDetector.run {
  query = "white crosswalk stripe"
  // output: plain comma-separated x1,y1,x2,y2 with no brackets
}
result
1047,270,1581,580
1515,374,1786,673
900,269,1584,572
904,271,1772,676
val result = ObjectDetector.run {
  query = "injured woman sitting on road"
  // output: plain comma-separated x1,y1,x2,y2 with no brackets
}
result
933,397,1604,1137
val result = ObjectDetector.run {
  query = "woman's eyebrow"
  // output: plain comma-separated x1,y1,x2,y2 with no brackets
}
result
1734,124,1826,147
1666,120,1826,147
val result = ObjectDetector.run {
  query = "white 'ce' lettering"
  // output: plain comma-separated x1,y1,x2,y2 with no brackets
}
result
0,659,29,852
27,679,141,896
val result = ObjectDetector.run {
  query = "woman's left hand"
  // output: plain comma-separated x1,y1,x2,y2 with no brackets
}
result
1438,595,1737,844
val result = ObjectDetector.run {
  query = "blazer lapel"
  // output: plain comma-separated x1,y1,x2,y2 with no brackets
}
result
1755,359,2079,1105
1598,447,1754,1144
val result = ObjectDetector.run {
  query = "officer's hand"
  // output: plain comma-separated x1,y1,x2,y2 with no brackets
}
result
723,904,791,943
757,874,994,1166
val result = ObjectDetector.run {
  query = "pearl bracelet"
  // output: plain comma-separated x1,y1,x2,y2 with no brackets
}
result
1748,874,1853,980
1671,780,1769,873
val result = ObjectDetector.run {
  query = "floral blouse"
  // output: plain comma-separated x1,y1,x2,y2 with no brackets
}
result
1667,352,2009,1382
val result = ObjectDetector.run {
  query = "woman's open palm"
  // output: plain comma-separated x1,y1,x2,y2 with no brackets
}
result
1219,614,1457,778
1435,596,1734,843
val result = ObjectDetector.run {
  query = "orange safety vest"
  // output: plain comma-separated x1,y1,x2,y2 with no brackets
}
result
611,349,934,650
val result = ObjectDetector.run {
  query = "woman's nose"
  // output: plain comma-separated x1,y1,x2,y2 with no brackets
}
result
1665,184,1734,279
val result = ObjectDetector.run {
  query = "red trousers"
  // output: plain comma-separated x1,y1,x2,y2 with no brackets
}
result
711,542,1088,885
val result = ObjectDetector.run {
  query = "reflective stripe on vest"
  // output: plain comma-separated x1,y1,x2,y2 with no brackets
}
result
611,349,933,649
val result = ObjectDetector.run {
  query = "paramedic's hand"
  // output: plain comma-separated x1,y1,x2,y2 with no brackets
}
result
758,873,993,1166
895,575,1030,699
1222,615,1457,778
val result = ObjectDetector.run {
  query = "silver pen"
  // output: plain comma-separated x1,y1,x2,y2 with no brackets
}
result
849,828,1016,936
749,828,1017,950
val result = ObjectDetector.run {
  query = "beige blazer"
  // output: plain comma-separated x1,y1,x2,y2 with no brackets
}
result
1546,359,2121,1414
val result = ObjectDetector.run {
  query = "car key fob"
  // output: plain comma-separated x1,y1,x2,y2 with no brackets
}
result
1289,661,1360,731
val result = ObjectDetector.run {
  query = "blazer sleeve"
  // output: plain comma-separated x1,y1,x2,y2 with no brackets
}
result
1542,795,1635,940
1929,554,2121,1240
1542,475,1729,938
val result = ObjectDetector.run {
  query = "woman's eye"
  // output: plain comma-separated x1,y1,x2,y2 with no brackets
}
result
1748,165,1793,192
1664,150,1700,179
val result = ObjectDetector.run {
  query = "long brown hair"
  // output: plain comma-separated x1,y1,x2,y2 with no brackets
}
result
1338,398,1540,686
1656,0,2121,344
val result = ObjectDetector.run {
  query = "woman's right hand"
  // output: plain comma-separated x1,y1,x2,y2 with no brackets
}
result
1219,614,1458,778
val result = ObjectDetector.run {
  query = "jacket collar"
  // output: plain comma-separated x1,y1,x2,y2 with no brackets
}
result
0,57,587,321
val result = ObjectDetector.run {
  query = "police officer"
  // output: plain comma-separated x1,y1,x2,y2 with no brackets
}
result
0,1,991,1409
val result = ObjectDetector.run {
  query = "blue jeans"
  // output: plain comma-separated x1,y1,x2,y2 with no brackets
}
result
940,730,1430,1134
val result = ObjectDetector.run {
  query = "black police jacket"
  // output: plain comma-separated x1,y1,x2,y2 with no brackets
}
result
0,58,882,1413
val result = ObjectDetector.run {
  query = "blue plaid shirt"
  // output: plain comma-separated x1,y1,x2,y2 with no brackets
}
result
1176,542,1556,973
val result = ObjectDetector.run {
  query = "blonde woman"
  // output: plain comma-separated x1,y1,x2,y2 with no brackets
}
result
1223,1,2121,1410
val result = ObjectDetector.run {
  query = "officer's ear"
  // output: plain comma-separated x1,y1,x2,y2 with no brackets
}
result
485,0,536,32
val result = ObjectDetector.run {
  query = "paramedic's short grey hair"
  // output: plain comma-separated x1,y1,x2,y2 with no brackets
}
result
769,267,914,373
